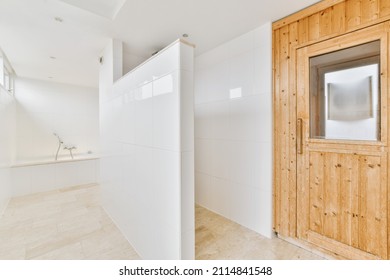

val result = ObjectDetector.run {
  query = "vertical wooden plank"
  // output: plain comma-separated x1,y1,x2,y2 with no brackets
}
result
279,25,290,236
380,26,388,143
384,25,390,260
331,2,346,35
308,13,320,41
379,156,387,259
273,29,281,233
319,7,332,37
346,0,362,29
387,154,390,259
358,155,368,253
296,46,309,239
369,156,385,258
379,0,390,17
309,152,324,234
298,17,309,45
288,22,299,237
323,153,340,240
369,0,380,20
351,154,360,249
358,156,382,256
361,0,379,24
338,154,353,246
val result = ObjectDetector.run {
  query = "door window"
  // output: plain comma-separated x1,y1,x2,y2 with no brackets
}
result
309,41,380,141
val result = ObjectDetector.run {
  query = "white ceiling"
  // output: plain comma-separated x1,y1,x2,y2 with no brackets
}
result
0,0,320,88
59,0,127,20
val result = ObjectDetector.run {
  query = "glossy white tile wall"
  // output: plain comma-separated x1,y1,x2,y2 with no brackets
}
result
99,39,194,259
194,22,273,238
14,78,99,162
10,159,99,196
0,87,15,215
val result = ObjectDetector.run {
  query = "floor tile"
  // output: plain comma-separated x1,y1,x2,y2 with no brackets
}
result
0,185,323,260
195,205,324,260
0,184,140,260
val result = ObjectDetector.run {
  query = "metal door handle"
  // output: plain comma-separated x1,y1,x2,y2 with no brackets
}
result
297,118,303,154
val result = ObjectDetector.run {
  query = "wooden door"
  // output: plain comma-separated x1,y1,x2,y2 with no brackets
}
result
296,23,388,259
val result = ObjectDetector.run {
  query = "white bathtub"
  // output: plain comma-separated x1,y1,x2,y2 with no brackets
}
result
10,156,99,197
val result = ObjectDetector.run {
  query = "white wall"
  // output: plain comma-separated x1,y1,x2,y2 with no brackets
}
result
99,39,194,259
0,86,15,215
14,78,99,162
123,51,148,76
194,22,273,238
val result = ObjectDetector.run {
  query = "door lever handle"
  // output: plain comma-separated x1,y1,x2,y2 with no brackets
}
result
297,118,303,154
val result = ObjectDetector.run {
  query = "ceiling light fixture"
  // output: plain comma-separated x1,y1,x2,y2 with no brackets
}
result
182,33,189,38
48,76,53,79
50,56,56,59
54,17,63,22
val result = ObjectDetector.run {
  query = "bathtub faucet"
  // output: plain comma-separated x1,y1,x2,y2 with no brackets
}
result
53,133,63,161
64,146,77,159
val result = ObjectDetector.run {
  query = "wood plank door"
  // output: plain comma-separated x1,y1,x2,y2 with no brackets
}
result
296,23,389,259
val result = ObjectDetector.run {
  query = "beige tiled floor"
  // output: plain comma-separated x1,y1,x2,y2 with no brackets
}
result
0,184,323,260
195,205,324,260
0,184,140,260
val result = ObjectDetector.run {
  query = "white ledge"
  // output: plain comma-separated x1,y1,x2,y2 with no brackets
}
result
11,156,99,168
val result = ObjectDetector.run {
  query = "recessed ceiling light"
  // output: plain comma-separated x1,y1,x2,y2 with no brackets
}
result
182,33,189,38
48,76,53,79
54,17,63,22
50,56,56,59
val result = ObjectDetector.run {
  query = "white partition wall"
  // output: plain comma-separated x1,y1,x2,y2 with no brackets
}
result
99,39,194,259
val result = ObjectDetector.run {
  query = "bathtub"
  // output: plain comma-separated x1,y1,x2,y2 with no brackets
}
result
10,155,99,197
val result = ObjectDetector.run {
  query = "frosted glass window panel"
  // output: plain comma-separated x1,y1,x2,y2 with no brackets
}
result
324,64,379,141
327,76,373,121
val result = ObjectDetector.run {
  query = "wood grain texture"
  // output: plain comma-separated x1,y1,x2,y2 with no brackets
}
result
273,0,390,259
319,8,332,37
275,0,390,46
361,0,379,24
345,0,362,30
279,25,290,237
298,17,309,45
338,154,353,245
273,0,345,30
322,153,339,240
379,0,390,17
296,47,309,239
309,152,324,234
306,152,386,258
358,155,383,257
308,13,321,41
288,22,299,237
307,231,380,259
273,29,281,233
331,2,346,34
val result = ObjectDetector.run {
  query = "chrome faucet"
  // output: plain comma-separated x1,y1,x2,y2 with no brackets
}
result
53,133,63,160
64,145,77,159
